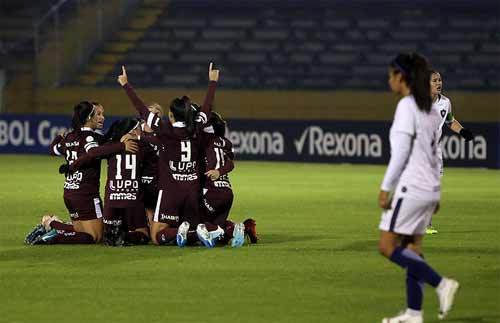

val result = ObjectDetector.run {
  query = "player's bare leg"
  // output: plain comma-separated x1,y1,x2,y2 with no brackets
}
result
73,219,103,242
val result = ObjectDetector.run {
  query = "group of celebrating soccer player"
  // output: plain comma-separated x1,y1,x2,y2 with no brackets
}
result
24,63,258,248
22,52,476,322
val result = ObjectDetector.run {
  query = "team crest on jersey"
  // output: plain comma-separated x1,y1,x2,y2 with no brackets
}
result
86,136,94,143
440,110,447,118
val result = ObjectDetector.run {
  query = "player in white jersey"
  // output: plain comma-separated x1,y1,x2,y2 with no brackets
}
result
426,70,474,234
378,53,459,323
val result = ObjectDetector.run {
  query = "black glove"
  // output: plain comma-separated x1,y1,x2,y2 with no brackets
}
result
459,128,474,141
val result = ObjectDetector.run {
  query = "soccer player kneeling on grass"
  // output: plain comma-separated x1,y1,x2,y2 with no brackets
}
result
68,118,151,246
25,102,136,245
118,63,219,247
200,112,258,247
378,53,459,323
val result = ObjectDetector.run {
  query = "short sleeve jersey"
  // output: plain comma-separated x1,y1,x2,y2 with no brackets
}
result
390,95,442,200
105,143,146,208
431,94,454,159
52,128,103,198
204,134,233,190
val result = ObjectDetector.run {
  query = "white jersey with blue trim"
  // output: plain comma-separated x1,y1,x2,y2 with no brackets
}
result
382,95,443,200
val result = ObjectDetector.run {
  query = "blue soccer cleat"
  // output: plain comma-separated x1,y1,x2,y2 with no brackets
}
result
31,228,58,245
196,224,215,248
176,221,190,247
231,223,245,248
24,224,46,245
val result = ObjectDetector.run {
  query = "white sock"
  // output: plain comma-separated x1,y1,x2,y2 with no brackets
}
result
406,308,422,317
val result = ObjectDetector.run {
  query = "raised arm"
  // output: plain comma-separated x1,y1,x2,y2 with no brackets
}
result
196,63,219,127
118,66,167,133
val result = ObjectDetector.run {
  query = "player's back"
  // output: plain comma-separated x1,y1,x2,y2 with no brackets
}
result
61,129,102,197
157,127,201,190
204,134,233,190
105,143,145,208
393,96,442,200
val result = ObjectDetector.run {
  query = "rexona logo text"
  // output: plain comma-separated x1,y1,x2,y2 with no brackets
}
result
441,135,487,160
228,130,284,155
294,126,382,157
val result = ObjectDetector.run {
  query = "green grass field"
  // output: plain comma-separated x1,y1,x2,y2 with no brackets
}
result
0,154,499,323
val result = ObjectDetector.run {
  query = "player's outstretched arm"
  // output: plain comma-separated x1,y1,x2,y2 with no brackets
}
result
199,63,219,125
449,119,473,141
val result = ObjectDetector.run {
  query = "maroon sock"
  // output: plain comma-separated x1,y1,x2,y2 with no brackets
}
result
187,230,198,244
224,220,235,239
50,221,75,231
204,222,218,231
126,231,150,245
51,230,94,244
156,228,177,245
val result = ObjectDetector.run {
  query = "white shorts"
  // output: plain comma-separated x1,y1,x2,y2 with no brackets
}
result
379,196,438,235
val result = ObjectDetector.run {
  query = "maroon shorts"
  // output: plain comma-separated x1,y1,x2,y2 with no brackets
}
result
64,195,103,221
153,189,200,228
143,185,159,210
202,188,233,226
104,205,148,231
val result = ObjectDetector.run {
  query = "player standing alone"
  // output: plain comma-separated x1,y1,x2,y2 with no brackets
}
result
425,70,474,234
378,53,459,323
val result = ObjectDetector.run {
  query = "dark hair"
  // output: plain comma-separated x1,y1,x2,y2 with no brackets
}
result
170,95,197,136
104,117,140,142
210,112,226,137
71,101,96,131
390,53,432,112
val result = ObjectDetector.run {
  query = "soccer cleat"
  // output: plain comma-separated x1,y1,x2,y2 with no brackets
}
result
41,215,63,231
436,278,460,320
30,228,58,245
243,218,258,243
382,310,423,323
209,226,225,241
425,225,438,235
196,224,215,248
24,224,46,245
176,221,190,247
231,223,245,248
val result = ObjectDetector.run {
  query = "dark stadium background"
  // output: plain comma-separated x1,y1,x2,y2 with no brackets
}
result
0,0,498,167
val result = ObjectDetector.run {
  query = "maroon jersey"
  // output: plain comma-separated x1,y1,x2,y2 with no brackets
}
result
104,142,147,208
204,133,234,191
123,82,216,193
141,141,160,190
50,128,103,198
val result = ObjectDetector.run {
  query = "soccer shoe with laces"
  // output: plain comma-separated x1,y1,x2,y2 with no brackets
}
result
196,224,215,248
231,223,245,248
24,224,46,245
30,228,58,245
243,218,258,243
176,221,190,247
425,225,438,235
436,278,460,320
382,310,423,323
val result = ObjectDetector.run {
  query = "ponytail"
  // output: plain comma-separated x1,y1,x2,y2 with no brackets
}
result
391,53,432,112
185,104,196,136
71,101,95,132
169,95,198,137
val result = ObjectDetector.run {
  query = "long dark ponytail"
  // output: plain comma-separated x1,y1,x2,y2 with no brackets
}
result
390,53,432,112
71,101,95,132
170,96,198,137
